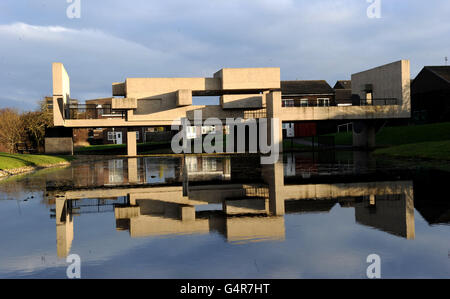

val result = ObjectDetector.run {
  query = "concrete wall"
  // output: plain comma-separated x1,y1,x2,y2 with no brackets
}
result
220,94,263,109
125,77,220,114
351,60,411,116
52,63,71,126
112,97,137,109
45,137,73,155
214,68,280,90
117,68,279,115
355,194,415,239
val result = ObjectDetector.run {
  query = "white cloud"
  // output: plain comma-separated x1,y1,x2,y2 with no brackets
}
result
0,22,181,109
1,1,450,109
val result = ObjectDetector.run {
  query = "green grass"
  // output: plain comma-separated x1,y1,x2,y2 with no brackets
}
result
0,153,74,170
374,140,450,160
283,139,313,151
331,131,353,146
331,122,450,147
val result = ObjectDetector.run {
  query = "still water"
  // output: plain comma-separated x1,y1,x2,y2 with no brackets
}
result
0,152,449,278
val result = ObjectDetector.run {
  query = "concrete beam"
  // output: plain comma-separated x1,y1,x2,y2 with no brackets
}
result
220,94,263,109
176,89,192,106
112,97,137,109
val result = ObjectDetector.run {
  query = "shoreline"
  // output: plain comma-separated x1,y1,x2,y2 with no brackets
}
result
2,149,449,180
0,161,72,180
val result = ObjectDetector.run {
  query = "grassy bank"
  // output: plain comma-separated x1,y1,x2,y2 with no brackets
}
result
0,153,74,170
332,122,450,147
374,140,450,160
329,122,450,161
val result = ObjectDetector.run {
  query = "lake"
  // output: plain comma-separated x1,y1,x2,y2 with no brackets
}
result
0,152,449,278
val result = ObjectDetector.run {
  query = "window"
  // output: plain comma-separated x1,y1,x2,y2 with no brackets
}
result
317,98,330,107
107,132,116,141
282,99,295,107
202,157,217,172
186,126,197,139
108,160,124,183
135,131,139,140
185,156,198,172
365,92,373,105
300,99,309,107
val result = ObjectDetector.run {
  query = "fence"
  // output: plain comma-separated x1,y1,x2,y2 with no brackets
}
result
66,104,126,120
359,98,398,106
281,98,399,107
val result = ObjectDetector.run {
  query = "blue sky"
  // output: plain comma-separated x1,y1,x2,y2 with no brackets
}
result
0,0,449,109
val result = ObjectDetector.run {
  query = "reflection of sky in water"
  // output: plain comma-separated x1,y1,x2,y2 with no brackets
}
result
1,197,448,279
0,154,449,278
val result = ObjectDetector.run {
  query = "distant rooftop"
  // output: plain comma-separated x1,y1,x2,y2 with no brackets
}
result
281,80,334,95
333,80,352,89
424,66,450,83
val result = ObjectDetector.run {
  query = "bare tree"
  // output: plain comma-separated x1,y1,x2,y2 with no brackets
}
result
0,108,25,153
0,98,54,153
22,111,45,151
21,99,54,152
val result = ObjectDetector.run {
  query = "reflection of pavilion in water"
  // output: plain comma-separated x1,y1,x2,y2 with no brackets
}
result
50,156,416,258
283,152,375,178
65,156,231,188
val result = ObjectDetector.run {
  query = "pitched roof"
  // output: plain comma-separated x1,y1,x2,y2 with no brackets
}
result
425,66,450,83
281,80,334,95
333,80,352,89
335,89,352,101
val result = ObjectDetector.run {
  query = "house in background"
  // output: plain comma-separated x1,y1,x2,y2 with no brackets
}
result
281,80,334,138
333,80,352,90
333,80,353,106
411,66,450,123
281,80,335,107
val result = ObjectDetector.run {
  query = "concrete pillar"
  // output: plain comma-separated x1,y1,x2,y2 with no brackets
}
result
266,91,283,153
352,121,376,148
179,205,196,221
262,160,285,216
127,158,138,183
114,206,140,219
45,137,74,155
127,131,137,156
55,199,73,258
128,193,137,206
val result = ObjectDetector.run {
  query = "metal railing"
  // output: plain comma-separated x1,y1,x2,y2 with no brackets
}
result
244,108,267,119
337,122,353,133
281,98,399,108
282,99,333,107
359,98,398,106
66,104,126,120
